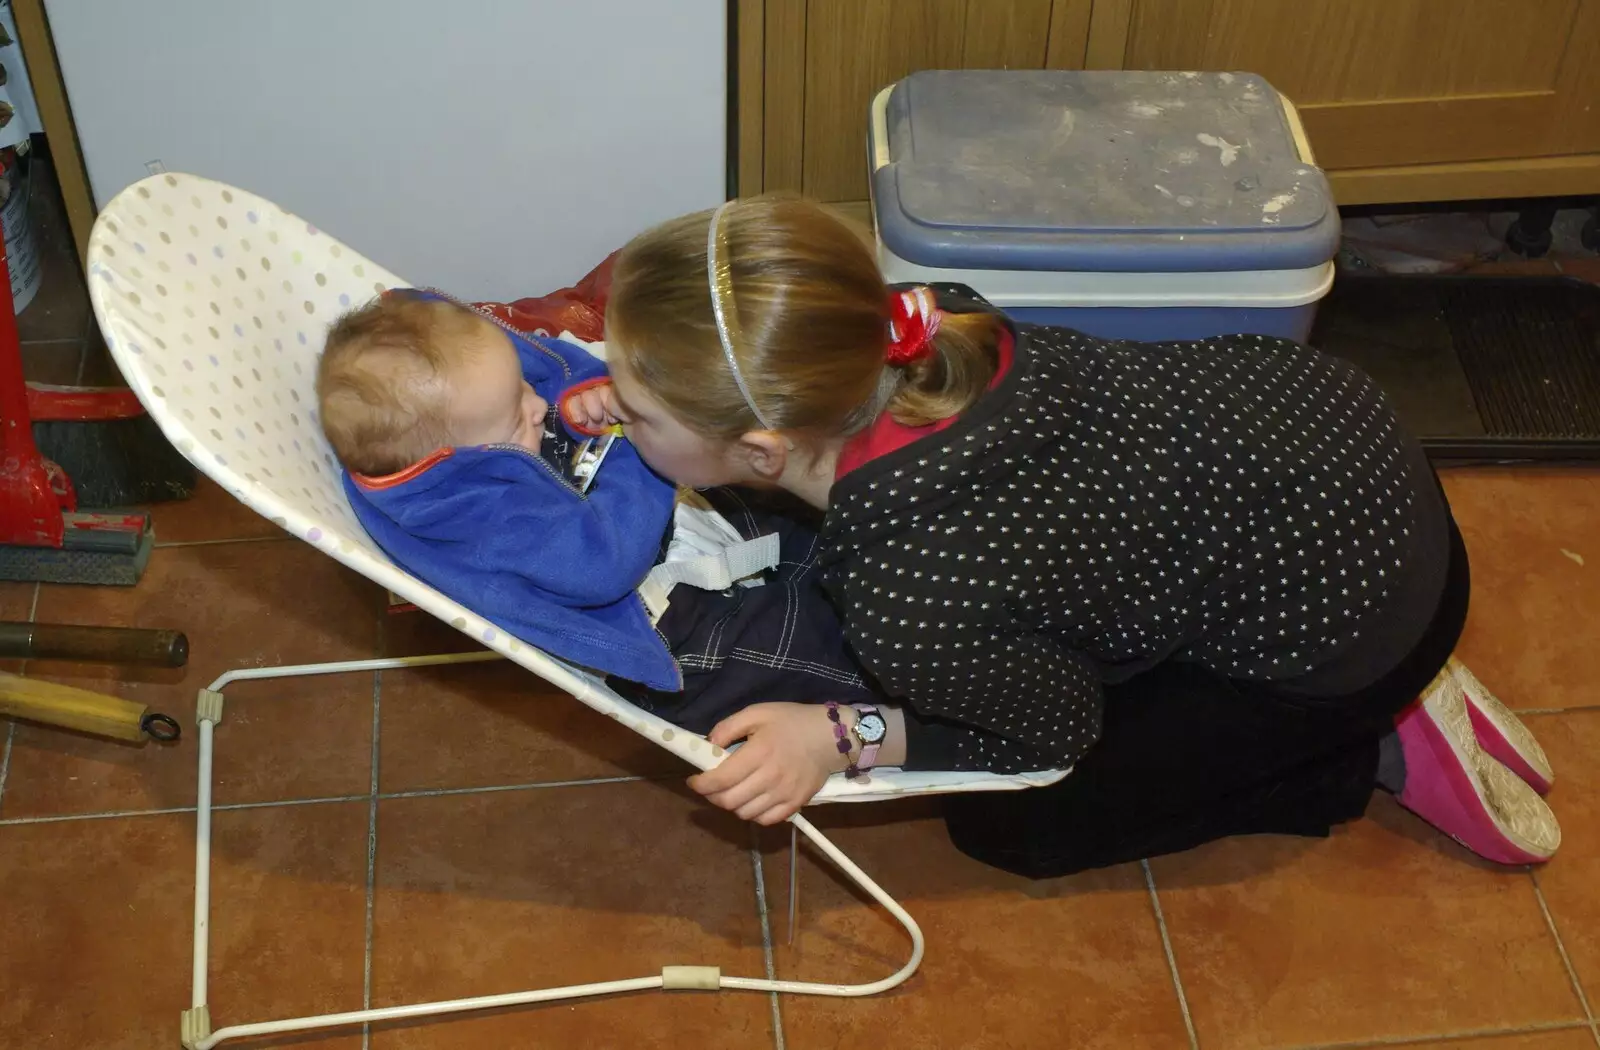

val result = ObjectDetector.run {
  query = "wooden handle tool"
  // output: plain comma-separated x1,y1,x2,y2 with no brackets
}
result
0,670,180,742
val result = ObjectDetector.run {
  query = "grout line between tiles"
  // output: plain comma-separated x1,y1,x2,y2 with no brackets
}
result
0,794,363,826
0,722,14,813
749,835,785,1050
0,774,664,827
3,584,42,812
18,336,87,349
379,774,653,801
72,330,89,385
153,535,295,549
0,802,200,826
1517,705,1600,716
1142,859,1199,1050
1,579,46,806
362,670,381,1050
216,794,366,812
1531,869,1597,1027
17,336,86,352
1287,1019,1593,1050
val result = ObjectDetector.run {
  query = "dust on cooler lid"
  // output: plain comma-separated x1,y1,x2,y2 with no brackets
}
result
872,69,1341,274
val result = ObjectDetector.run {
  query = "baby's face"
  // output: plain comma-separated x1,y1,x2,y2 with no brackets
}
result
445,318,548,450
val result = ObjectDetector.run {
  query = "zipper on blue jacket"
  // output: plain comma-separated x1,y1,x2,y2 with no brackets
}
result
483,442,587,501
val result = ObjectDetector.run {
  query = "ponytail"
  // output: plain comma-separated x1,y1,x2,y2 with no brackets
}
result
884,310,1002,427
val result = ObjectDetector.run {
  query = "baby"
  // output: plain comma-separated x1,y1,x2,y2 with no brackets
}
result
316,289,681,690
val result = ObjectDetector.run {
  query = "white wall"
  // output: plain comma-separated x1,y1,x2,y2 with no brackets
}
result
45,0,726,300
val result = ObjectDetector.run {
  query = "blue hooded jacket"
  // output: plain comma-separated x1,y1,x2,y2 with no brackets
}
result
341,293,681,689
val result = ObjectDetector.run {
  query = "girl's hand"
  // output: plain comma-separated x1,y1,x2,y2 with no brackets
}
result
560,380,621,436
689,703,850,825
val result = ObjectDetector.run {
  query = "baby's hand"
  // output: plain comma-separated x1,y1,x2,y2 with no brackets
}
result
559,379,620,437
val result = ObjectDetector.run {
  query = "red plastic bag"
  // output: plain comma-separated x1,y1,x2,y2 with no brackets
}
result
475,251,618,342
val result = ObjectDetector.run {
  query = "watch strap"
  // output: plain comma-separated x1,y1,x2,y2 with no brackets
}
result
850,703,882,773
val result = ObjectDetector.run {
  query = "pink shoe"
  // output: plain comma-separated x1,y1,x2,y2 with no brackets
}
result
1449,658,1555,795
1394,672,1560,865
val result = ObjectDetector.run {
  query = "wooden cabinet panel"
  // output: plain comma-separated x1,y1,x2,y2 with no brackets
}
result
742,0,1600,207
737,0,766,198
762,0,810,192
1121,0,1600,170
755,0,1093,201
799,0,971,202
960,0,1057,69
1128,0,1574,102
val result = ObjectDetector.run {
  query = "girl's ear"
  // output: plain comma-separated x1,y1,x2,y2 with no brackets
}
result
734,431,790,483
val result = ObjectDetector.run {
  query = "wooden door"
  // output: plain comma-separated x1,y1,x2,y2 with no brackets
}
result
744,0,1096,201
1114,0,1600,172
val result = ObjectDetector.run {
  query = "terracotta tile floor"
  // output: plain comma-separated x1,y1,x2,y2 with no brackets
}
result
3,466,1596,1050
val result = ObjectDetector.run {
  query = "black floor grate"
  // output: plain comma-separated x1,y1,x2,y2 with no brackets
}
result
1440,282,1600,439
1311,275,1600,459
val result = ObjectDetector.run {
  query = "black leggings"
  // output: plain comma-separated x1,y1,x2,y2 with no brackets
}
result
942,515,1472,878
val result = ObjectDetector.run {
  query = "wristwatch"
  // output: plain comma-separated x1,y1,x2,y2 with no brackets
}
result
849,703,887,775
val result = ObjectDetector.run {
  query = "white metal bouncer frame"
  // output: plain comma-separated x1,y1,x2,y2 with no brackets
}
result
181,651,930,1050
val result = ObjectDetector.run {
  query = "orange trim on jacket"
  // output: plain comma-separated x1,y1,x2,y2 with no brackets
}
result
559,377,616,437
350,448,456,491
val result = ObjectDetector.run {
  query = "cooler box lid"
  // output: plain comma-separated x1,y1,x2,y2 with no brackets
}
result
871,70,1340,274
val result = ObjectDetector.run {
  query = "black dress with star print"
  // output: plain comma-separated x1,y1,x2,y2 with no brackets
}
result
817,292,1450,775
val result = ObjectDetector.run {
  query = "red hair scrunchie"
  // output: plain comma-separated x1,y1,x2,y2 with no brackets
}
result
886,287,942,366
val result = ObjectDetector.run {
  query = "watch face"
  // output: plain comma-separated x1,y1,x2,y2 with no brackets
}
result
855,713,887,744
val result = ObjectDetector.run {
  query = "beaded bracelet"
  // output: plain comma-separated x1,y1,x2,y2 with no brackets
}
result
824,700,861,778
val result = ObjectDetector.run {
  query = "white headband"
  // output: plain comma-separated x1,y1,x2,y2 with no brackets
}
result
705,201,779,431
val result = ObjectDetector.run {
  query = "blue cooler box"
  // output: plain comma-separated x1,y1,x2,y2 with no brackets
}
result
869,70,1340,343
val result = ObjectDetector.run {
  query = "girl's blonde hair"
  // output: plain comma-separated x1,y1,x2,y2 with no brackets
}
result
606,195,1001,442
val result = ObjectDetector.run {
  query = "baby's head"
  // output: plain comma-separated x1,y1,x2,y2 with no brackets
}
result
316,293,547,476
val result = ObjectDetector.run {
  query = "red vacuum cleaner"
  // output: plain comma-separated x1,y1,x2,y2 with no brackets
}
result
0,216,154,584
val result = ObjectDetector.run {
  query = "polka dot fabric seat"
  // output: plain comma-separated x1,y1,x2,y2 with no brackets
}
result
87,172,1067,802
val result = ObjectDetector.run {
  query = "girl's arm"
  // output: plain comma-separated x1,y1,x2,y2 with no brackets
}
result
687,699,1056,826
859,705,1054,775
897,705,1058,774
688,559,1099,824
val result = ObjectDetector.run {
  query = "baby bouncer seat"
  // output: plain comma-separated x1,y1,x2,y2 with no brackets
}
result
87,173,1069,1050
